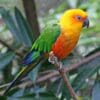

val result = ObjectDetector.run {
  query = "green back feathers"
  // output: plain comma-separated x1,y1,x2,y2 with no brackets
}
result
32,24,60,52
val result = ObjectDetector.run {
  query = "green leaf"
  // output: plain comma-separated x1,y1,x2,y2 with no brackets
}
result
17,92,58,100
15,7,34,47
0,52,15,69
0,7,21,44
7,88,23,97
62,81,71,100
92,80,100,100
28,64,40,82
78,37,100,45
7,90,58,100
48,77,71,100
28,60,44,82
72,56,100,91
0,96,7,100
48,78,61,94
0,7,34,47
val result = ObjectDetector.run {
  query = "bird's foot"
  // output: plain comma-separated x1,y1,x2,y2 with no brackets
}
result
48,51,63,70
48,51,58,64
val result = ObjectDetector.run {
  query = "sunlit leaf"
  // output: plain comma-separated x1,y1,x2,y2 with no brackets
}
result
0,7,21,44
72,56,100,91
15,7,33,47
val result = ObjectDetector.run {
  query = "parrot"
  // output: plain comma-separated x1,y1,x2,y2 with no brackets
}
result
3,9,89,95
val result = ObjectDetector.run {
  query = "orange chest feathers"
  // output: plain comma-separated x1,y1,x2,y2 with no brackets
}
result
52,31,80,60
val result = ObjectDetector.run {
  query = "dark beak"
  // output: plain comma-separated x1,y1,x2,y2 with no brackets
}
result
83,18,89,28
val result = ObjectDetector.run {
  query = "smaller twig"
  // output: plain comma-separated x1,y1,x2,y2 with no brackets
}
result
0,39,23,58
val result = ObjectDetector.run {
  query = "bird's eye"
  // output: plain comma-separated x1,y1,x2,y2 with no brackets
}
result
76,16,82,20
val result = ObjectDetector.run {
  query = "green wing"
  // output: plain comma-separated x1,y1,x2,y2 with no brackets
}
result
32,24,60,52
22,24,60,65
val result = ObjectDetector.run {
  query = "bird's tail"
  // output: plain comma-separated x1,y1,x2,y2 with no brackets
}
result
3,59,41,95
3,51,41,95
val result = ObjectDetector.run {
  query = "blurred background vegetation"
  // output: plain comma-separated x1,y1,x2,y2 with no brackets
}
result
0,0,100,100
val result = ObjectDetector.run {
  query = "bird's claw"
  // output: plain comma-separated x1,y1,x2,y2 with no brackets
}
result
48,51,58,64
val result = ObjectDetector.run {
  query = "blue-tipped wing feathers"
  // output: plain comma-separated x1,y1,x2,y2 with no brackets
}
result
22,51,40,65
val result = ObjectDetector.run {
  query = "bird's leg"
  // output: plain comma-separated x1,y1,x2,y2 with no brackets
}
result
48,51,63,71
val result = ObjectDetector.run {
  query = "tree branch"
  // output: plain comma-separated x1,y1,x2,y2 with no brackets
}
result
58,69,77,100
23,0,40,38
0,51,100,96
49,52,77,100
37,51,100,83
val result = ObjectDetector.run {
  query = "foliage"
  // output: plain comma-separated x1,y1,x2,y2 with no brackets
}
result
0,0,100,100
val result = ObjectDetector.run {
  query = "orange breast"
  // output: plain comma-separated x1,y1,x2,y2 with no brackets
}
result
52,32,80,60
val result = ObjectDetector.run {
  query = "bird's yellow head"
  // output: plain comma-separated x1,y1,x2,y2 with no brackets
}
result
60,9,89,33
